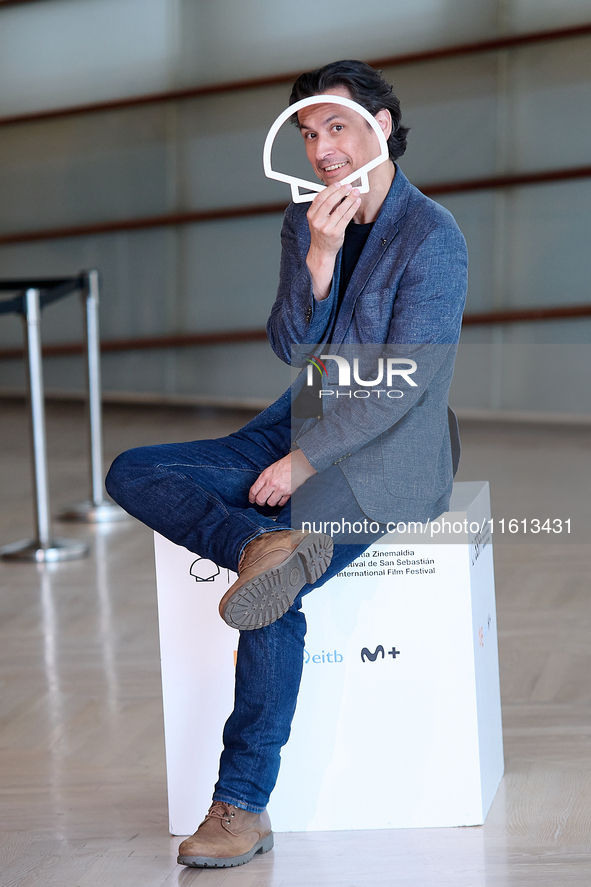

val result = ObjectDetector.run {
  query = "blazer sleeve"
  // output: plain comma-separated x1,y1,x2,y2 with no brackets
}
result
266,203,337,363
294,221,468,473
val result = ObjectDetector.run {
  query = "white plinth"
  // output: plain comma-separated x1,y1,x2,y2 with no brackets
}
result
154,481,504,835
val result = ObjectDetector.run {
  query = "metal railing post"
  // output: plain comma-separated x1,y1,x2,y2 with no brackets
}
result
0,289,89,561
26,288,51,546
58,270,128,523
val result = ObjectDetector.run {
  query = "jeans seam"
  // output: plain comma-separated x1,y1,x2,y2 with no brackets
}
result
155,462,261,474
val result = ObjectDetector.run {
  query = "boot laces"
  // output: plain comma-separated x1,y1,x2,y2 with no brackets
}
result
206,801,236,824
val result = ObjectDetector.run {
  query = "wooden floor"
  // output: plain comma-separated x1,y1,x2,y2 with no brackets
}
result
0,398,590,886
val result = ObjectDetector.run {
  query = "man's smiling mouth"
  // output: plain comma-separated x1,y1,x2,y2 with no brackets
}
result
323,161,348,172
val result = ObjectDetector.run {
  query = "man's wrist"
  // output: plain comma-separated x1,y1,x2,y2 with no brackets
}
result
306,249,338,301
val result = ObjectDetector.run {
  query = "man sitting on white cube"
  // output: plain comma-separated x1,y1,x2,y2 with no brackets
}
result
106,59,468,869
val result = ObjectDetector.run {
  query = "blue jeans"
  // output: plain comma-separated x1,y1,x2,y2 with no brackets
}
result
106,416,384,813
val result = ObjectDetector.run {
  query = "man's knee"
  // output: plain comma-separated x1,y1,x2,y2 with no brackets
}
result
105,447,145,507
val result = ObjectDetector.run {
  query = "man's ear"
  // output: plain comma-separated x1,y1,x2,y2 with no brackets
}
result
375,108,392,140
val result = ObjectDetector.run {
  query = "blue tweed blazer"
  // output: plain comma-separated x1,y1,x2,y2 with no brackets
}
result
244,166,468,524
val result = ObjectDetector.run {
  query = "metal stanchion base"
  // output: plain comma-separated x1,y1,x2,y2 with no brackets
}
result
58,500,130,523
0,537,90,562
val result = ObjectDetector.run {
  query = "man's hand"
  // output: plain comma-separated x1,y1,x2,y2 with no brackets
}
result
306,182,360,301
249,449,317,509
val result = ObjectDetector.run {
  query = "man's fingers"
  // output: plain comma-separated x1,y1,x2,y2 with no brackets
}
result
308,182,352,218
248,463,291,506
248,474,262,500
250,484,289,507
308,186,360,241
250,487,271,506
308,181,346,216
308,182,356,220
266,489,289,508
327,191,361,226
248,476,269,504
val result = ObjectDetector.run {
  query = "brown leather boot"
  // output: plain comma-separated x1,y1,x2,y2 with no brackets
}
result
177,801,273,868
219,530,333,630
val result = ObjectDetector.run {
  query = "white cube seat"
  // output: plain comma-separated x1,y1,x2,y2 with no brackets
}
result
154,480,504,834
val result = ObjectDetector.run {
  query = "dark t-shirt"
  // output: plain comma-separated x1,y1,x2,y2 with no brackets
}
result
337,219,374,312
292,220,374,418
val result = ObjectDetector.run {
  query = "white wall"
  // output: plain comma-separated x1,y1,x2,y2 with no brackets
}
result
0,0,174,116
0,0,589,414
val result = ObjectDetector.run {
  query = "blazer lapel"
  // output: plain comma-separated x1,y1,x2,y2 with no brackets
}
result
331,165,412,345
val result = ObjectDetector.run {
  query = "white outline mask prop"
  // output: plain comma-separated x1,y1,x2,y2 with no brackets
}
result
263,95,390,204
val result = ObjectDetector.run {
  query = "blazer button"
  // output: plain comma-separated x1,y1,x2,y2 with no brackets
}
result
305,306,312,323
381,238,388,247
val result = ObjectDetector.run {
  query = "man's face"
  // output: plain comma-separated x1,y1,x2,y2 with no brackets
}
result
296,85,385,186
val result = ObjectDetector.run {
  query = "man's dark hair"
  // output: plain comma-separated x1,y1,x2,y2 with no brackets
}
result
289,59,409,162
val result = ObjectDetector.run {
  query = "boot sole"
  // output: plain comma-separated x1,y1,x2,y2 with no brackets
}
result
177,831,274,868
221,533,333,630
